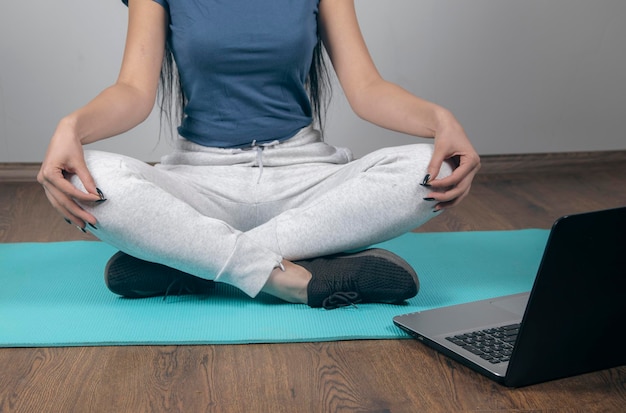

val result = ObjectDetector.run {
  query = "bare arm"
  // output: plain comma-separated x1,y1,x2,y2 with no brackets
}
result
319,0,480,209
38,0,167,227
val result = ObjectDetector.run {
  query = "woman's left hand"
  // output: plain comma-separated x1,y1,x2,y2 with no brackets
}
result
423,113,481,210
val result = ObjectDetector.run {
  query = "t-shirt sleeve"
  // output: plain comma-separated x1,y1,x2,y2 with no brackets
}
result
121,0,168,9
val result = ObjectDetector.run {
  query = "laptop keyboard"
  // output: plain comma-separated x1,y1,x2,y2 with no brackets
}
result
445,323,520,364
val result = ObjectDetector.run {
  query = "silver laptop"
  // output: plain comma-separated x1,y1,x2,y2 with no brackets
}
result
393,207,626,387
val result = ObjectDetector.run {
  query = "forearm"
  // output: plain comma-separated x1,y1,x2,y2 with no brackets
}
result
349,78,459,139
58,82,156,145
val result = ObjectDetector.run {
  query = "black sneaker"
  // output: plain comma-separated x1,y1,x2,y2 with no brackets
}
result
297,248,419,309
104,251,215,298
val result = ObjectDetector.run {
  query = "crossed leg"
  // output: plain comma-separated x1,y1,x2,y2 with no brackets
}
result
74,142,450,302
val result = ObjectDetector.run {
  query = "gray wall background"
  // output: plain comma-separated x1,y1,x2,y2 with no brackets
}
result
1,0,625,163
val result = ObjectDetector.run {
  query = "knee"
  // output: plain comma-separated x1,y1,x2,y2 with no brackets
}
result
372,144,452,180
404,144,454,180
84,150,146,178
73,150,147,193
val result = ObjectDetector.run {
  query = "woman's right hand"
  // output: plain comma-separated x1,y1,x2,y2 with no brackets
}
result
35,0,168,230
37,119,102,229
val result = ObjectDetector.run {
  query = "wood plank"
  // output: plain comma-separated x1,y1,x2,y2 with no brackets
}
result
478,149,626,174
0,163,40,182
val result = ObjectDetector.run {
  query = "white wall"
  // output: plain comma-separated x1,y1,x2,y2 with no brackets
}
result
1,0,625,162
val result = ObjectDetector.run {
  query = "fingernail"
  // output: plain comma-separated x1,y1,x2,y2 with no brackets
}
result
420,174,431,187
88,223,98,230
423,197,436,201
77,226,87,233
64,218,72,225
95,187,107,203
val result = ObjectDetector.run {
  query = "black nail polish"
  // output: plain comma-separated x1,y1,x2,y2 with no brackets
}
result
423,197,436,201
77,226,87,233
64,218,72,225
88,223,98,230
95,187,107,203
420,174,431,187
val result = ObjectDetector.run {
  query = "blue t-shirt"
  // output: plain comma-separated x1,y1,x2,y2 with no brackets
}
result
123,0,319,147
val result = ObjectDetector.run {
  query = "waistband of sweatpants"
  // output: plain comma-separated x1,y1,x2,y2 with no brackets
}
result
172,124,322,154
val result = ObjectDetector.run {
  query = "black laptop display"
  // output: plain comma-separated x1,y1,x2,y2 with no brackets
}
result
393,207,626,387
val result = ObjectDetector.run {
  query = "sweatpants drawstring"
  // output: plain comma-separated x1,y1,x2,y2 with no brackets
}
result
250,139,280,184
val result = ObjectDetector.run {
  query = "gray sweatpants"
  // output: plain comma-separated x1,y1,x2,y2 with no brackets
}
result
76,125,452,297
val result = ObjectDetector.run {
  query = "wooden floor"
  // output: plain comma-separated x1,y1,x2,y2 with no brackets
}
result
1,153,625,412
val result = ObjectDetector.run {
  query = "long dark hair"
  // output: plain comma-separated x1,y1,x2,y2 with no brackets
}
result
157,38,332,138
157,41,185,138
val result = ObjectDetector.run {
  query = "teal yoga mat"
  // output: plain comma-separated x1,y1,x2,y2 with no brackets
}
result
0,230,549,347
